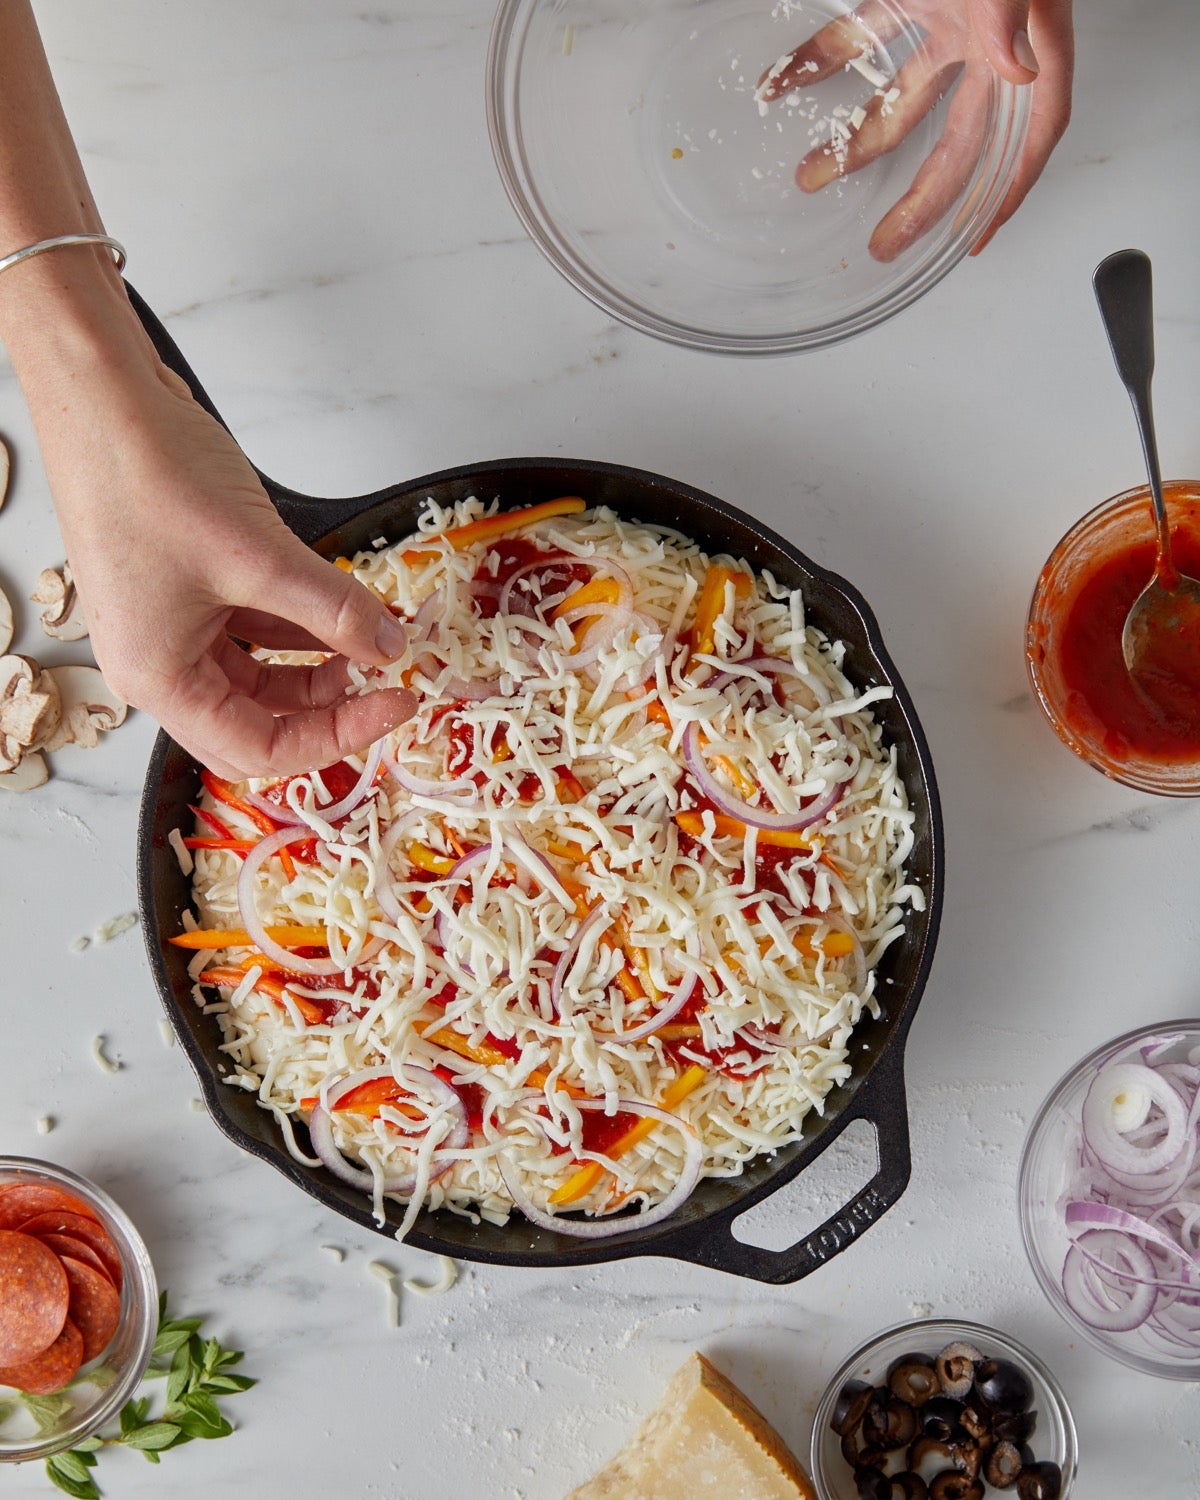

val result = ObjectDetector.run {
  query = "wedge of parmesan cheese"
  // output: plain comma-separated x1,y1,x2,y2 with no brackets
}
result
565,1352,816,1500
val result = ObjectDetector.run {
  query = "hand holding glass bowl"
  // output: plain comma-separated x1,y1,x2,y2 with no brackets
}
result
757,0,1074,261
486,0,1040,352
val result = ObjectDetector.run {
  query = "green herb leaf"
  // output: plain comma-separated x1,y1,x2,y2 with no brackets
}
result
151,1327,192,1358
122,1421,181,1453
21,1393,73,1433
43,1455,100,1500
36,1291,252,1498
203,1373,256,1394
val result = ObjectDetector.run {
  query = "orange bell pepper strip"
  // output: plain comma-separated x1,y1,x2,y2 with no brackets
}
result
674,809,813,849
690,565,752,662
169,925,330,951
200,770,298,879
549,1063,707,1207
182,837,258,855
196,965,328,1026
414,1020,588,1099
400,497,587,566
329,1076,424,1122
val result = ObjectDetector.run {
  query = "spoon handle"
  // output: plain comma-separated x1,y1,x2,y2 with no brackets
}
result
1092,249,1172,570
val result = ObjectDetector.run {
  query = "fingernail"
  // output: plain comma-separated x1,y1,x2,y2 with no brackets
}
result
375,614,408,659
1012,29,1039,76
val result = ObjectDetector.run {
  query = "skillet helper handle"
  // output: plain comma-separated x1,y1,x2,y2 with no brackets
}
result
124,283,366,542
663,1043,911,1284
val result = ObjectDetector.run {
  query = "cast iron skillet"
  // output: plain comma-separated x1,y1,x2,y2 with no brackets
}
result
131,286,943,1284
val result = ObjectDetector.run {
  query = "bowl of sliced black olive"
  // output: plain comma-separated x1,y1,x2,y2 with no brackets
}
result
809,1319,1078,1500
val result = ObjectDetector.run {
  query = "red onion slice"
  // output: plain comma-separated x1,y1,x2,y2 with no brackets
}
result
497,1098,702,1239
1062,1229,1160,1331
680,720,844,833
381,744,476,802
311,740,384,824
237,826,383,975
1065,1200,1200,1267
308,1064,468,1195
1082,1062,1190,1177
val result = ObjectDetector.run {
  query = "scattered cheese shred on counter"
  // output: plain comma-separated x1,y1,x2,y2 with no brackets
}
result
93,911,138,945
36,1115,54,1135
367,1260,400,1328
320,1244,346,1263
89,1035,121,1074
403,1255,458,1297
184,499,920,1242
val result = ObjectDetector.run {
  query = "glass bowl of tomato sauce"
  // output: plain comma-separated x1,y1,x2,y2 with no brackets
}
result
1026,480,1200,795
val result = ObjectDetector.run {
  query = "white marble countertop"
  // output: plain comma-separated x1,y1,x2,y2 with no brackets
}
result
2,1,1199,1496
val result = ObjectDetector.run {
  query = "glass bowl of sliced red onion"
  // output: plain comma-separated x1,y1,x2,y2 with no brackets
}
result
1019,1020,1200,1379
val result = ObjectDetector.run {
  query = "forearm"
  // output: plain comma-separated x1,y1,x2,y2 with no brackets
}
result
0,1,153,402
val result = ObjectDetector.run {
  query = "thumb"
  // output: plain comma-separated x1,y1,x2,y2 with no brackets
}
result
967,0,1039,82
254,538,410,666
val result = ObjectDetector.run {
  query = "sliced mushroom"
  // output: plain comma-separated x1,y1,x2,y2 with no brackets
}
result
0,653,36,767
0,750,48,792
0,436,9,514
0,584,12,655
42,665,127,751
31,563,89,641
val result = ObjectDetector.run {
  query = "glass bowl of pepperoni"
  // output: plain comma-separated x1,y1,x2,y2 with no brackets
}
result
0,1159,157,1462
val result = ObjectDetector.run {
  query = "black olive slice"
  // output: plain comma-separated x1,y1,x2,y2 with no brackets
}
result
843,1423,891,1471
862,1399,894,1447
974,1358,1033,1416
833,1378,877,1438
882,1398,919,1449
888,1350,930,1380
889,1359,942,1407
927,1473,985,1500
891,1476,929,1500
908,1437,957,1473
958,1405,991,1444
1015,1461,1063,1500
985,1440,1025,1490
921,1396,966,1443
855,1468,893,1500
934,1342,983,1401
992,1408,1037,1447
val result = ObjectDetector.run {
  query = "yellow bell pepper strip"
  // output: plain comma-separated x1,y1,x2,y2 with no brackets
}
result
414,1020,588,1099
550,576,622,620
408,841,456,877
400,496,587,566
548,1063,707,1207
169,925,330,951
196,965,329,1026
690,565,752,662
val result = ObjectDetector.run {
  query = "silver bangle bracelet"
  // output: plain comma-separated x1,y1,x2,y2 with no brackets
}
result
0,233,127,278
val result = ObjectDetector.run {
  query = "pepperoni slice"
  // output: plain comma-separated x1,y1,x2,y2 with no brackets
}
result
36,1234,115,1287
59,1257,121,1363
16,1211,123,1292
0,1230,70,1365
0,1318,84,1395
0,1183,99,1232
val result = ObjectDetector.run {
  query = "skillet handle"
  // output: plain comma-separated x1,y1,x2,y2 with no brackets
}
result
124,282,370,544
656,1042,911,1285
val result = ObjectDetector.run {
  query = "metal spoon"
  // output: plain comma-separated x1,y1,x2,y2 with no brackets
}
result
1092,248,1200,696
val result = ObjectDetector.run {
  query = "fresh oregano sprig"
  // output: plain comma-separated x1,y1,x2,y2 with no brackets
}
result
38,1292,255,1499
